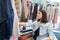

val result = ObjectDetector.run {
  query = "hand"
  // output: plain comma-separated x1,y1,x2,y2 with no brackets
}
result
42,37,50,40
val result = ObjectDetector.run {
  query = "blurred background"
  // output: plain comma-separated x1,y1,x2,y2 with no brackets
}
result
12,0,60,40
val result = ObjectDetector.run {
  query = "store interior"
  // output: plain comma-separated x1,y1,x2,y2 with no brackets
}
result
0,0,60,40
18,0,60,40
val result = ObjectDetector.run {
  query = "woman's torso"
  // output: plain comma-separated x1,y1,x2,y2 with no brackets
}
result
32,21,50,40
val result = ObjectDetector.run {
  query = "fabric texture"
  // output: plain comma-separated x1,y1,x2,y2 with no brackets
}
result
5,12,14,39
0,0,13,23
0,0,14,40
10,0,20,40
0,12,14,40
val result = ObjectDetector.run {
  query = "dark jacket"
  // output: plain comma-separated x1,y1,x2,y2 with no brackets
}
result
0,0,14,39
0,0,13,23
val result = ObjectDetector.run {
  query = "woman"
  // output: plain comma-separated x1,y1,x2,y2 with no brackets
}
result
19,10,57,40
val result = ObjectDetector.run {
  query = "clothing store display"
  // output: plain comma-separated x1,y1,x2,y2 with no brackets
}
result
0,0,60,40
43,4,59,24
32,3,38,21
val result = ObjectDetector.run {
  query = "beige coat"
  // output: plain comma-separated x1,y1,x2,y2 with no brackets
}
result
10,0,20,40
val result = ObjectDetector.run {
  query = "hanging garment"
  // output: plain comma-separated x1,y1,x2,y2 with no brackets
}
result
20,0,25,22
0,21,6,40
10,0,20,40
52,7,58,24
0,0,7,23
32,3,38,21
29,3,33,19
0,0,13,23
5,12,14,39
15,0,21,21
0,12,14,40
0,0,14,40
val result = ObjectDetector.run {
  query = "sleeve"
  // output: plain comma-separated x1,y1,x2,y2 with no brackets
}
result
25,22,35,27
48,22,57,40
25,21,37,27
